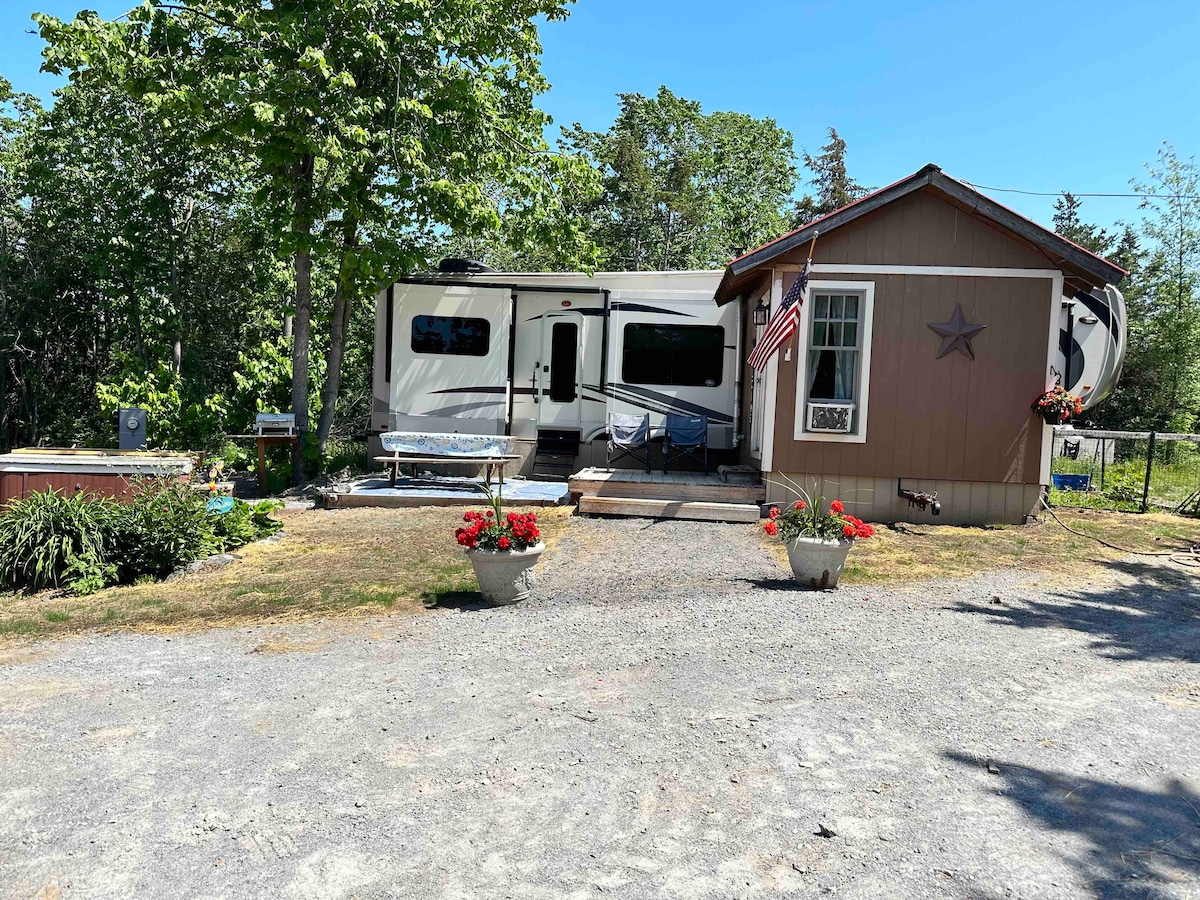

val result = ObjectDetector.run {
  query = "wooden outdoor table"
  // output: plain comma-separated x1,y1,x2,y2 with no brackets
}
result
372,453,522,489
227,433,299,494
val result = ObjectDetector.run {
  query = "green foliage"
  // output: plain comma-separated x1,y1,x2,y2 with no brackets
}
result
1079,145,1200,434
792,128,870,228
34,0,598,475
561,86,797,270
0,482,283,596
211,498,284,552
96,359,227,450
110,480,217,583
0,490,116,595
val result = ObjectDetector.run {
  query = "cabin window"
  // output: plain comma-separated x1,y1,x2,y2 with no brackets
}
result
410,315,490,356
793,281,875,444
622,324,724,387
806,293,862,403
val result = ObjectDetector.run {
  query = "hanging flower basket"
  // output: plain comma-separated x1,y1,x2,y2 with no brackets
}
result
1032,386,1084,424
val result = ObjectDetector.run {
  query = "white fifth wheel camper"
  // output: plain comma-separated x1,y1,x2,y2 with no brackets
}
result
371,268,739,470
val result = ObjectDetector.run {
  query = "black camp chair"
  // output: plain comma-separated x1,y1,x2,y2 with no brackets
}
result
607,413,651,473
663,413,708,474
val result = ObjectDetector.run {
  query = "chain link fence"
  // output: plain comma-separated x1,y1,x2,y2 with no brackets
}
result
1049,430,1200,514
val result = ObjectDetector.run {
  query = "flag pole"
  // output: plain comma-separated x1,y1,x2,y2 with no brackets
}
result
785,230,819,361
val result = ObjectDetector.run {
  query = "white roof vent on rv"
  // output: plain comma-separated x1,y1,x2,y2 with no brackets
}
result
438,258,496,275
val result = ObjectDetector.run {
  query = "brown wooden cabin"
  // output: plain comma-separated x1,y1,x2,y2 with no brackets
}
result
714,164,1126,525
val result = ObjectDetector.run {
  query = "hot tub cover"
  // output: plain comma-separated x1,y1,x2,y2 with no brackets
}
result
380,432,514,458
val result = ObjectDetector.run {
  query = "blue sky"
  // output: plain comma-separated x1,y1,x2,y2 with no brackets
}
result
4,0,1198,231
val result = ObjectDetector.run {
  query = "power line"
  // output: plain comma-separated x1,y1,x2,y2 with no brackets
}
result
961,181,1200,202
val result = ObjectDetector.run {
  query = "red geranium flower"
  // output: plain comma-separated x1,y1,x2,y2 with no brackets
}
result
795,500,806,510
830,500,844,513
769,507,780,519
764,520,779,536
498,536,510,550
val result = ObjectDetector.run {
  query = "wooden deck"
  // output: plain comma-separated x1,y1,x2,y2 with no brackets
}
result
569,467,765,523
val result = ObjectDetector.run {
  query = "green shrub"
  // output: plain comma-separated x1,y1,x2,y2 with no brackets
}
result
212,498,284,551
0,490,117,595
110,479,218,583
0,482,285,596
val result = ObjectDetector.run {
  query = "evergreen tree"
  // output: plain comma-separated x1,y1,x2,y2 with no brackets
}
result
792,128,868,228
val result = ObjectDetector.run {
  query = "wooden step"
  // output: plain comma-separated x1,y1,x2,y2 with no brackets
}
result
569,476,764,505
578,496,762,523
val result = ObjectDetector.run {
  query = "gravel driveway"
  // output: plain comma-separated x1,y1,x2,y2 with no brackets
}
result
2,515,1199,899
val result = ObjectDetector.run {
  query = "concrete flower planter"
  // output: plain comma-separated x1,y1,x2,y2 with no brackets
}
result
467,542,545,605
786,536,854,590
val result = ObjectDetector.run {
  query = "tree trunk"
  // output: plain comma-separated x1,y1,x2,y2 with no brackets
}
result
290,152,316,486
315,216,359,454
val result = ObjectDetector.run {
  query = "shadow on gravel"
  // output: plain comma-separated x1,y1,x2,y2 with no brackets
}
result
736,577,812,591
948,560,1200,663
421,590,491,612
946,751,1200,899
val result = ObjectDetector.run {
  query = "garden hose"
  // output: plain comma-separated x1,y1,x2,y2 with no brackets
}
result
1038,497,1200,565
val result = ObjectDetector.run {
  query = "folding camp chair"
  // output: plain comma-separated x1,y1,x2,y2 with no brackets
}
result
662,413,708,474
607,413,652,473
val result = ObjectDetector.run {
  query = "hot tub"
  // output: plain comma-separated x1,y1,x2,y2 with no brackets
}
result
0,449,194,504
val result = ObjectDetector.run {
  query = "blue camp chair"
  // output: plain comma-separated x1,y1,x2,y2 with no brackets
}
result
663,413,708,474
607,413,651,473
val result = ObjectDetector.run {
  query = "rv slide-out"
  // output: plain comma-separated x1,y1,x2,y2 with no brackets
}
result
372,270,739,460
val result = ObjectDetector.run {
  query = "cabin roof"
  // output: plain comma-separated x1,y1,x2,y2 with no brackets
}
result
713,164,1127,303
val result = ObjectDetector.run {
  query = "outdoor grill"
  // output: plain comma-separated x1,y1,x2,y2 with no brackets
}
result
255,413,296,437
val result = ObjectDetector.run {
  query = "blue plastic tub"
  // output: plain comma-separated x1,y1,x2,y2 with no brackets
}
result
1051,474,1091,492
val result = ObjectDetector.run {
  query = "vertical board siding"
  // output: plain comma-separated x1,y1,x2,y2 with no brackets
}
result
770,187,1056,487
765,474,1042,526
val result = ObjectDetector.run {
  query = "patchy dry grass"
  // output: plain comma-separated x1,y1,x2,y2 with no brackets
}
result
6,503,1200,643
762,508,1200,585
0,505,574,642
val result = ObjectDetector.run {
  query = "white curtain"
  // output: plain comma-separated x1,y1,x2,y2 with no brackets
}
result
807,349,857,401
834,350,856,401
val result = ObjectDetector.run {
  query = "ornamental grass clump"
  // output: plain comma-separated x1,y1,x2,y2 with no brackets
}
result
762,487,875,543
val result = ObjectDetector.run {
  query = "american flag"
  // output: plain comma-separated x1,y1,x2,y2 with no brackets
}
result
748,261,808,371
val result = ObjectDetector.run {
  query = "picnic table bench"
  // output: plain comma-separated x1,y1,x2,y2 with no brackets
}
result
373,453,522,489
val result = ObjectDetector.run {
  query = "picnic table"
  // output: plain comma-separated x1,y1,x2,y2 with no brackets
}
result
373,453,522,488
374,432,522,491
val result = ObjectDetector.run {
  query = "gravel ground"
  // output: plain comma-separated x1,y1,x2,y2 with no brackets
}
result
2,515,1200,899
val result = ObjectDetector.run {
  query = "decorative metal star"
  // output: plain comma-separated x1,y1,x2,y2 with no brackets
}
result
928,304,987,360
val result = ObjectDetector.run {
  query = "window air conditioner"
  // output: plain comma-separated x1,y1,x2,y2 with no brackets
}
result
806,402,855,434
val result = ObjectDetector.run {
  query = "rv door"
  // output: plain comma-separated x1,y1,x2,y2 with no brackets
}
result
538,311,584,429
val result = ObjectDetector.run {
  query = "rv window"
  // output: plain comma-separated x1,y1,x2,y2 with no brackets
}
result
410,315,490,356
622,324,724,387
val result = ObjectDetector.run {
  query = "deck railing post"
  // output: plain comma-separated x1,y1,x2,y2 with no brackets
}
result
1142,432,1156,513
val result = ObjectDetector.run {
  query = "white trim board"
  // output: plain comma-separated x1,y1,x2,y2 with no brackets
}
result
793,280,876,445
786,264,1063,279
1040,271,1065,485
760,270,782,470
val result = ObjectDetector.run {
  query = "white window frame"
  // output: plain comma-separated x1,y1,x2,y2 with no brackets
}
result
793,280,875,444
